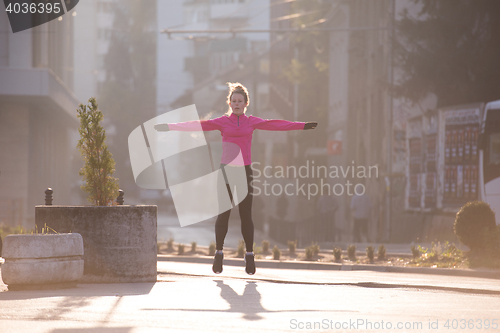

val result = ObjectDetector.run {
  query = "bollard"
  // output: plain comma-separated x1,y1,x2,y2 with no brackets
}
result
116,189,124,205
45,188,53,205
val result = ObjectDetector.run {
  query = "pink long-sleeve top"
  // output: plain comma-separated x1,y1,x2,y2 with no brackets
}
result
167,113,306,166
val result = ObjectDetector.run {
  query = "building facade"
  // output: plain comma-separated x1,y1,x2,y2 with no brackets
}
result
0,10,81,228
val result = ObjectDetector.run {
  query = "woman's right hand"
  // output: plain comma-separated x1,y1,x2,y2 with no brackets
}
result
154,124,169,131
304,122,318,130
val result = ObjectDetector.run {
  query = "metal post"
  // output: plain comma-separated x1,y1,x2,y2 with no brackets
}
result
116,189,124,205
44,188,53,205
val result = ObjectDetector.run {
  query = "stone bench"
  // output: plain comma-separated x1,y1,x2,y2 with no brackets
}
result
1,233,84,289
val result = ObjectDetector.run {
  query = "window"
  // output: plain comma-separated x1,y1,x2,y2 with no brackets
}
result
490,133,500,165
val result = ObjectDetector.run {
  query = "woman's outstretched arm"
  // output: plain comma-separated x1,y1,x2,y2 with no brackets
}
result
154,118,223,132
251,116,317,131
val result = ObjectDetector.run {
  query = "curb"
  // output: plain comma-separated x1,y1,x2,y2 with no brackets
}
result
157,255,500,280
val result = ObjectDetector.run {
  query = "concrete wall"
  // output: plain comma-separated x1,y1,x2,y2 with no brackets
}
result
35,205,157,283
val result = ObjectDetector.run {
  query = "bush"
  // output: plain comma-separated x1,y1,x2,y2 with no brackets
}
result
366,246,375,262
191,241,197,252
272,245,281,260
481,226,500,255
454,201,496,251
347,244,356,261
378,244,386,260
287,240,297,255
237,239,245,258
76,97,119,206
177,243,185,255
428,242,441,261
333,247,342,261
305,246,314,260
167,238,174,251
208,242,216,256
411,245,420,259
310,242,320,256
262,240,270,253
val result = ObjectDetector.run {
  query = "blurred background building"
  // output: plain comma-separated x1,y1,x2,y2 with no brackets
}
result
0,9,81,227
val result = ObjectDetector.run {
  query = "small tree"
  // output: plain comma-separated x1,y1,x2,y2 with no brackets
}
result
76,97,119,206
237,239,245,258
262,240,270,253
378,245,386,260
347,244,356,261
287,240,297,255
272,245,281,260
366,246,375,263
333,247,342,261
208,242,216,256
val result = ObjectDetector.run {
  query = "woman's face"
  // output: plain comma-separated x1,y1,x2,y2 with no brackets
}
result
230,92,247,115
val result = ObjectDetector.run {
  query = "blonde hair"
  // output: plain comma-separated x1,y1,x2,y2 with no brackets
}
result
226,82,250,115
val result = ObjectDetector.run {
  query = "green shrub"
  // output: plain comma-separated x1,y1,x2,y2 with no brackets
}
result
310,242,320,256
378,244,386,260
76,97,119,206
191,241,197,252
287,240,297,255
333,247,342,261
428,242,441,261
479,225,500,255
366,246,375,262
305,246,314,260
166,238,174,251
208,242,216,256
262,240,270,253
272,245,281,260
454,201,496,251
441,241,463,259
347,244,356,261
411,245,420,259
177,244,185,255
237,239,245,258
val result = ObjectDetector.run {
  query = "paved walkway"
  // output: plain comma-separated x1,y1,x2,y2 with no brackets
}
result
1,262,500,333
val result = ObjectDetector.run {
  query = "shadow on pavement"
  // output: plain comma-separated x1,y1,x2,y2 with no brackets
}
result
142,279,351,320
215,280,265,320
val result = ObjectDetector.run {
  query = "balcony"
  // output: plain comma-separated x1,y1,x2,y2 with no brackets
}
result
210,0,247,19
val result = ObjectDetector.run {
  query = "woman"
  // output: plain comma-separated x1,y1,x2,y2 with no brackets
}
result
154,82,317,275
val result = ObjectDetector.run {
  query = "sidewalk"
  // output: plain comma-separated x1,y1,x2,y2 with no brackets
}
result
2,261,500,333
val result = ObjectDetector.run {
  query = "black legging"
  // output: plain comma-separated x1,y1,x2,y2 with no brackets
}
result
215,165,254,252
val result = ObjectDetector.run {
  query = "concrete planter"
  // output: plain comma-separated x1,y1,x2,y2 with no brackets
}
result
35,205,157,283
1,233,84,289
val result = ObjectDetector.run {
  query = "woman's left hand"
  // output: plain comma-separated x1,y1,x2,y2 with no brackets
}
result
304,122,318,130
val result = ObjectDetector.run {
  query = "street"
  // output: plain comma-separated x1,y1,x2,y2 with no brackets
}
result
1,262,500,332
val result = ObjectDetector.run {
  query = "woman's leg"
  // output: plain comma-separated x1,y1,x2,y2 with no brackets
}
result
238,166,254,252
215,184,232,251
